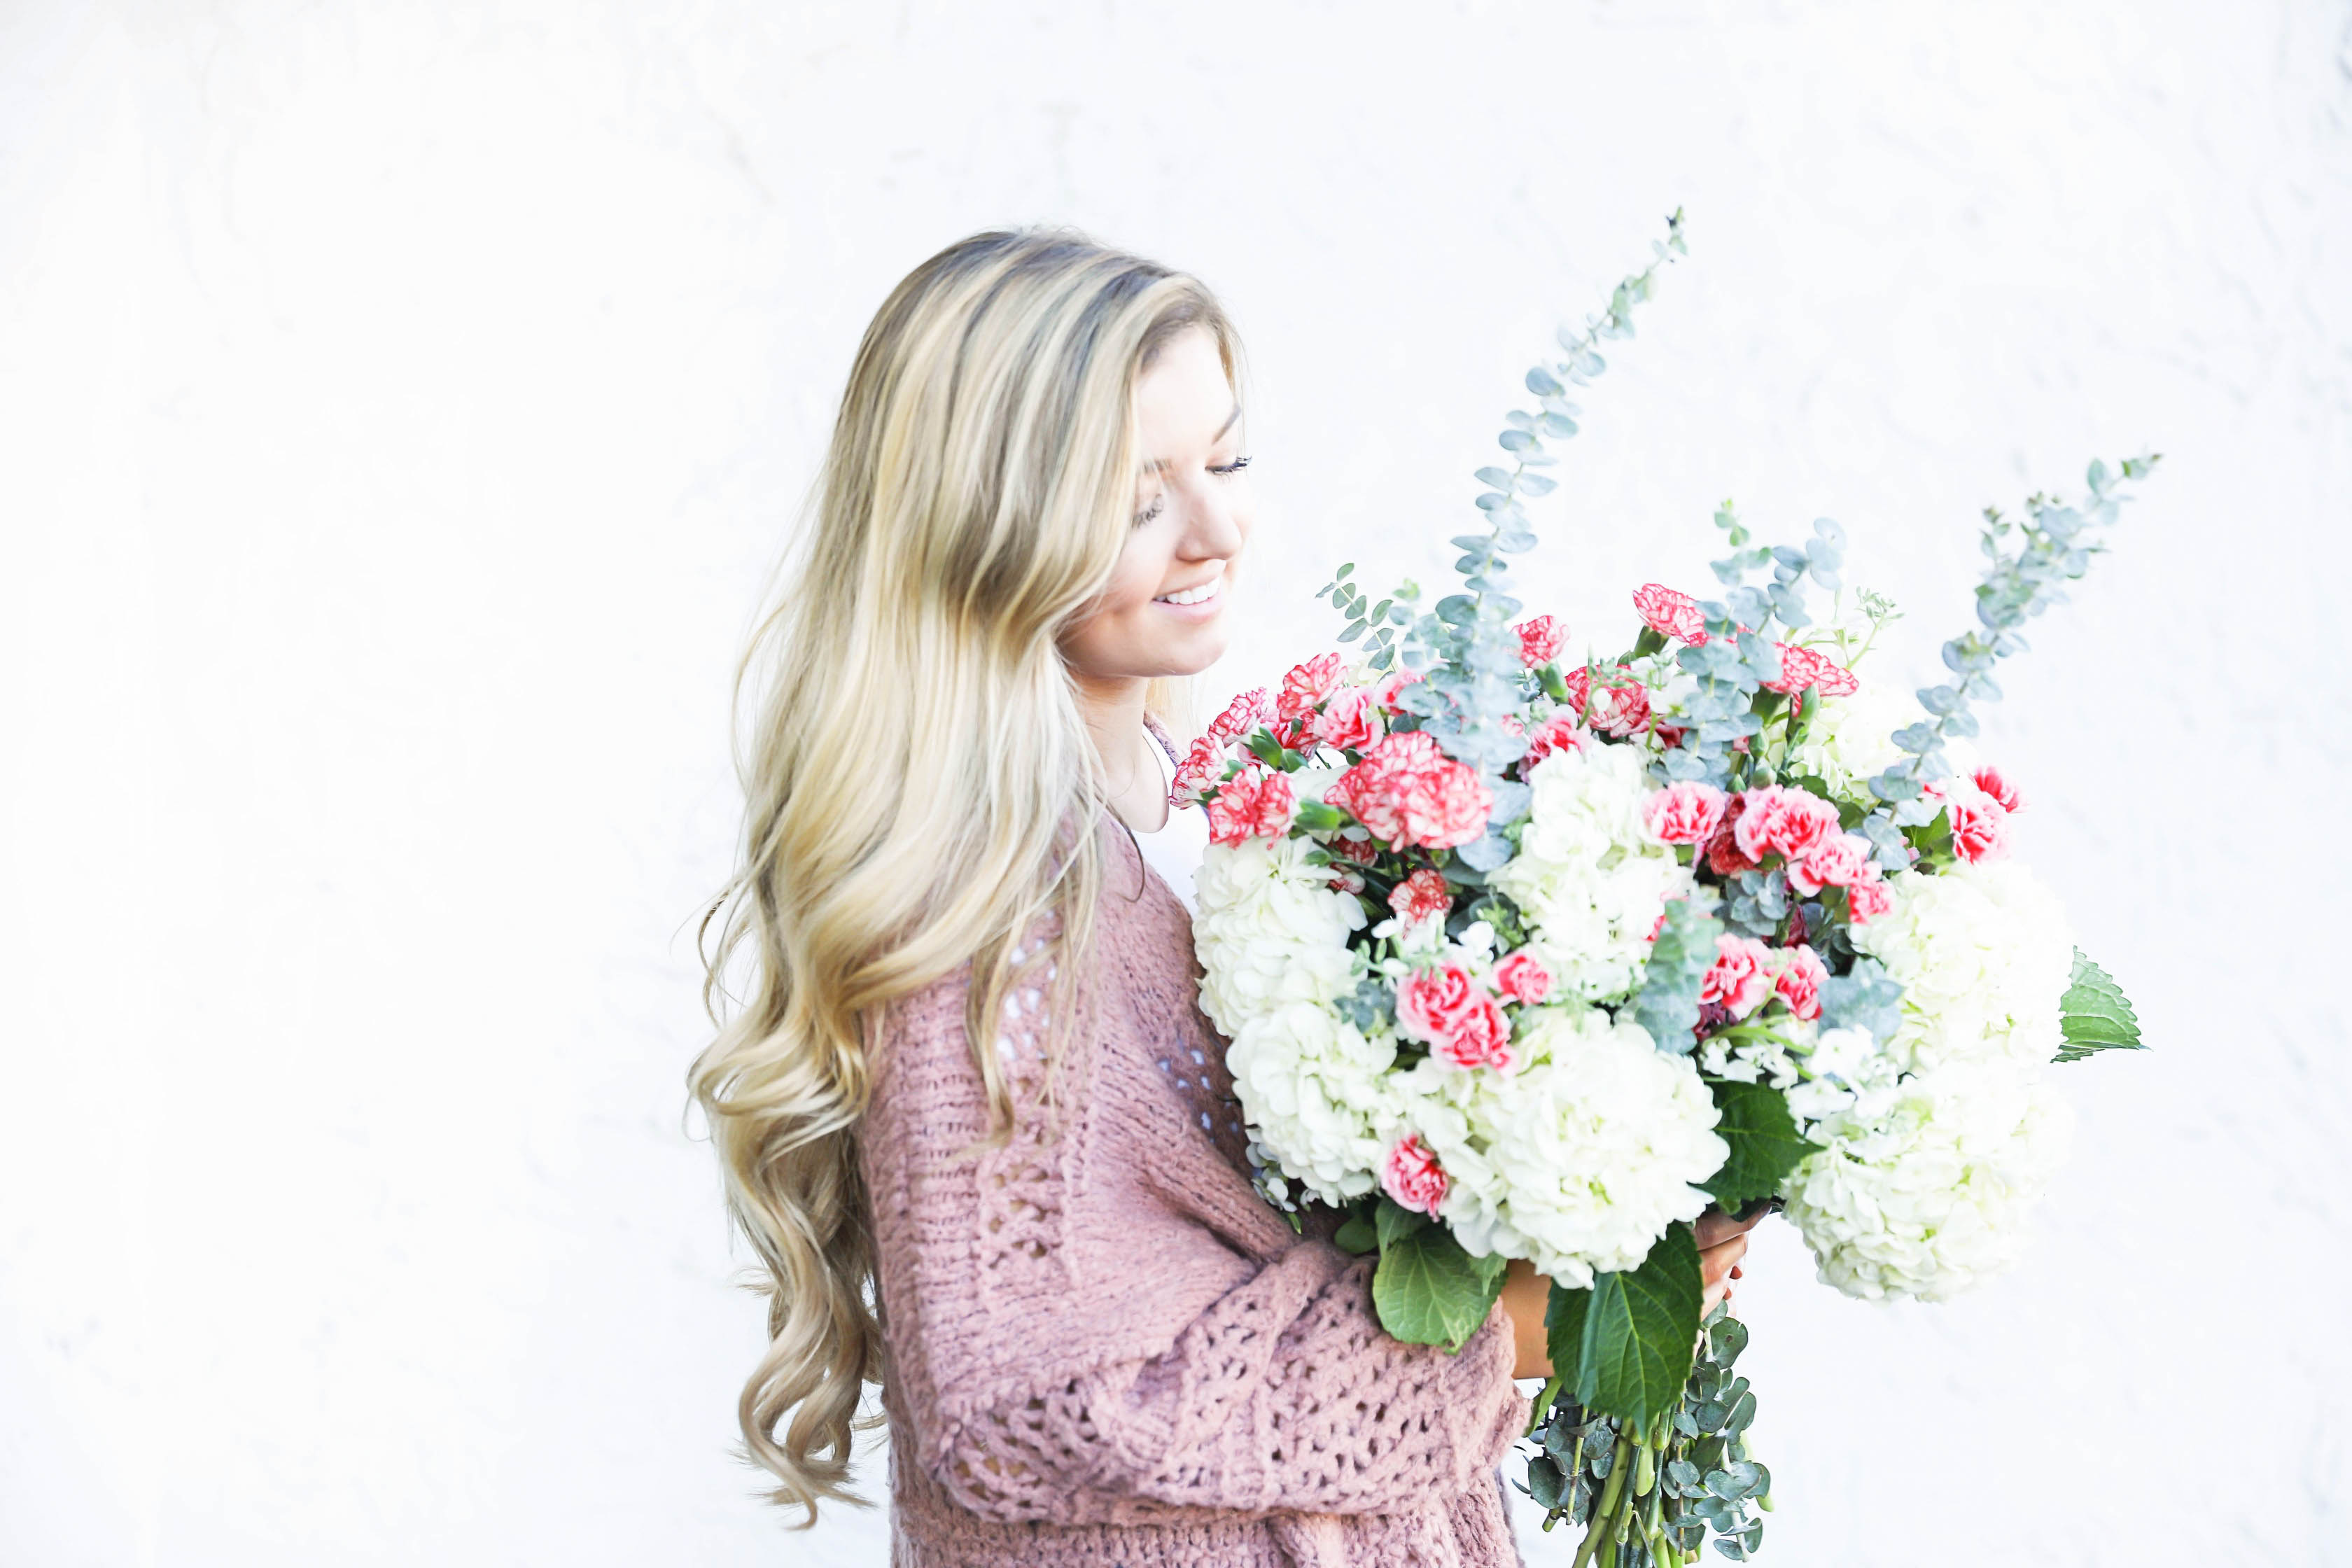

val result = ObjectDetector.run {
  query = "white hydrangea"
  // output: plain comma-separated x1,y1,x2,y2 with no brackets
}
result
1698,1020,1807,1089
1851,861,2076,1075
1192,834,1366,1037
1393,1004,1726,1287
1783,1056,2073,1301
1788,679,1926,801
1490,744,1692,1004
1226,1001,1398,1205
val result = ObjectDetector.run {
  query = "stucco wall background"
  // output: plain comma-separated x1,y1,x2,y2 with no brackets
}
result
3,2,2347,1564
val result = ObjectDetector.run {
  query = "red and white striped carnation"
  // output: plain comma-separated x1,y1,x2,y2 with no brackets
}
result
1381,1135,1450,1215
1515,614,1569,668
1277,652,1346,721
1389,867,1452,925
1205,764,1296,846
1700,934,1777,1018
1632,583,1709,645
1324,731,1494,850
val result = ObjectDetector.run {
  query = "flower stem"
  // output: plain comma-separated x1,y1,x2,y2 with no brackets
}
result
1573,1430,1635,1568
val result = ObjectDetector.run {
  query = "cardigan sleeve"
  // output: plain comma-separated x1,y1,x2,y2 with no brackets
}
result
861,923,1528,1530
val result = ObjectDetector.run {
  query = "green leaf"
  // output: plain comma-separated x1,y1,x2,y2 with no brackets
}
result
1538,1281,1591,1418
1242,730,1285,768
1292,800,1346,833
1371,1223,1508,1351
1374,1195,1428,1250
2056,948,2144,1063
1700,1082,1820,1208
1334,1210,1378,1255
1630,626,1667,659
1575,1224,1703,1429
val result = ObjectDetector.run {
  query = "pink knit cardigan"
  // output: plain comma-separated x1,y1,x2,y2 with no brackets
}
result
860,814,1530,1567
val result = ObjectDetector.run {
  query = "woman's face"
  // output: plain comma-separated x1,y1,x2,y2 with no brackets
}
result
1059,324,1253,684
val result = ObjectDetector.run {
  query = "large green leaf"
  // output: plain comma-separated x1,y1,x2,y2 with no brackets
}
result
2056,948,2144,1063
1534,1281,1592,1420
1575,1223,1703,1430
1700,1080,1821,1208
1372,1223,1508,1352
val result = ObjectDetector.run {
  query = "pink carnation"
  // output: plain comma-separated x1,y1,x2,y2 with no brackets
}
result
1388,867,1452,925
1732,785,1842,864
1631,583,1708,645
1844,876,1894,923
1493,950,1553,1007
1276,652,1346,721
1786,831,1877,897
1774,943,1828,1022
1700,934,1777,1019
1208,687,1270,746
1514,614,1569,668
1312,685,1385,752
1434,995,1517,1072
1205,765,1296,846
1396,962,1483,1044
1973,765,2024,813
1329,833,1379,866
1324,731,1493,850
1380,1135,1450,1216
1762,643,1859,699
1642,781,1729,846
1168,734,1224,804
1522,713,1590,768
1946,791,2010,864
1562,665,1653,738
1371,666,1425,710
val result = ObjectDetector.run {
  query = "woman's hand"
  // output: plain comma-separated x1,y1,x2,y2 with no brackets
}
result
1694,1204,1768,1318
1501,1206,1768,1379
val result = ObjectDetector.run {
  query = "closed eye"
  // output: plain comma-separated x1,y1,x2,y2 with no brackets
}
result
1209,455,1252,477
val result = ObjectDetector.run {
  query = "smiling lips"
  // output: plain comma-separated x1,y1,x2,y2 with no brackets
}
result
1155,572,1224,608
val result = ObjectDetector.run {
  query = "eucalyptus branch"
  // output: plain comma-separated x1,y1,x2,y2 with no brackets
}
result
1864,453,2162,807
1345,210,1689,815
1457,208,1690,624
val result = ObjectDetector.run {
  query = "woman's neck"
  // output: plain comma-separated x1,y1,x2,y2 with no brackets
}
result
1072,673,1168,832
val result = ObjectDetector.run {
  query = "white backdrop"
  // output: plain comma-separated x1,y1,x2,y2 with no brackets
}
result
4,2,2348,1564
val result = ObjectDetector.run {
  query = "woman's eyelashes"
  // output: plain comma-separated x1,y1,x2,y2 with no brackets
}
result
1133,456,1250,526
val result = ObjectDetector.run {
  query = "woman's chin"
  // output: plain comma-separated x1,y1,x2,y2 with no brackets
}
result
1155,623,1231,678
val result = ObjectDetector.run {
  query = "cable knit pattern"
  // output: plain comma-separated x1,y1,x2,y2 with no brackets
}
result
861,814,1530,1567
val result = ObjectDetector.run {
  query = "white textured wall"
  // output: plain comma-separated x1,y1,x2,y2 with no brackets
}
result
4,2,2346,1564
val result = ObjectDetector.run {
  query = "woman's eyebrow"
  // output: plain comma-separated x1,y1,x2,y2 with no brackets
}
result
1142,403,1244,473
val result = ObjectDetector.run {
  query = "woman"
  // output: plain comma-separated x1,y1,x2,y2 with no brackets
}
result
692,229,1756,1565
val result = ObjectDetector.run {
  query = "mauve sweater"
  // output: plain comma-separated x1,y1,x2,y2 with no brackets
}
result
860,814,1530,1567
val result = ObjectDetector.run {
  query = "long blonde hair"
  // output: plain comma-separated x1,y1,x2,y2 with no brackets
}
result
690,229,1239,1522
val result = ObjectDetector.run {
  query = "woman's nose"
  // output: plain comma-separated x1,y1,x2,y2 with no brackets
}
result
1178,483,1246,560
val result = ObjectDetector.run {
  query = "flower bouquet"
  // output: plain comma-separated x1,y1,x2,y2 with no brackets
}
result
1180,212,2152,1567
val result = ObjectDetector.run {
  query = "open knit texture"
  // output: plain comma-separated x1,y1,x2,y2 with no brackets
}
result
860,813,1530,1568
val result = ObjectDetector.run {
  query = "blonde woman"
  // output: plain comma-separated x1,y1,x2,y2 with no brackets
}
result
692,229,1753,1566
